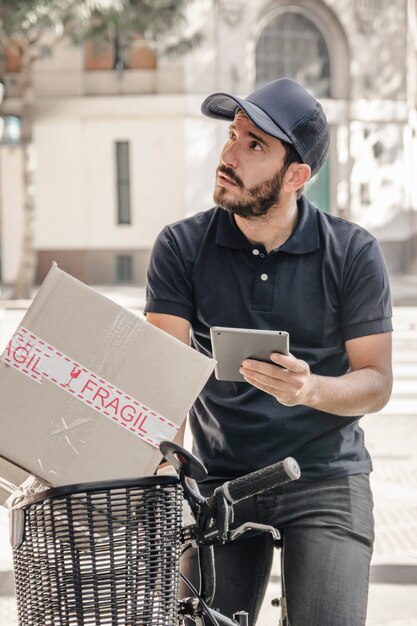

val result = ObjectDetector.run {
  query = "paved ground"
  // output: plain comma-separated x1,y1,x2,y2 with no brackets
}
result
365,306,417,626
0,279,417,625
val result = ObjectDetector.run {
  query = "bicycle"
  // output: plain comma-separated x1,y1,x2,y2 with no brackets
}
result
9,441,300,625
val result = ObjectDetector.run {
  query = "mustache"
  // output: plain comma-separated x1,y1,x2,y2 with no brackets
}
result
216,165,244,190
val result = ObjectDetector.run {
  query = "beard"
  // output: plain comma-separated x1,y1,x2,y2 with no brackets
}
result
213,165,286,219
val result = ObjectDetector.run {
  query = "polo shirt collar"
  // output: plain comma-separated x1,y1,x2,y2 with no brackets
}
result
215,196,320,254
279,196,320,254
215,209,253,250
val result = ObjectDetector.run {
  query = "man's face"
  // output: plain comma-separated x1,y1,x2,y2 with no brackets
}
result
214,112,289,219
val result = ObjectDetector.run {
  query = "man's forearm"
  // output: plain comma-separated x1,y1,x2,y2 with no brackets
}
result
304,367,392,417
240,333,393,416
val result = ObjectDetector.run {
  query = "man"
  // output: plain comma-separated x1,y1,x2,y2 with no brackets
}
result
145,78,393,626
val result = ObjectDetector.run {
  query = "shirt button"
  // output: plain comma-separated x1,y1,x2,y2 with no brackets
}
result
252,249,260,256
261,273,268,281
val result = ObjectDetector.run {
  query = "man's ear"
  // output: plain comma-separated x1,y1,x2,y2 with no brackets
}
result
283,163,311,193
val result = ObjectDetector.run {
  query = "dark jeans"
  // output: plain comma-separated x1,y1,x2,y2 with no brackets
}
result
180,474,374,626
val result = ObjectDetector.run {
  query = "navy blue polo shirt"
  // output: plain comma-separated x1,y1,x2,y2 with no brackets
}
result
145,197,392,480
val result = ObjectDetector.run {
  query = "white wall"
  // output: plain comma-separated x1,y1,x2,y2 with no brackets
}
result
184,95,228,217
34,118,85,248
34,95,188,251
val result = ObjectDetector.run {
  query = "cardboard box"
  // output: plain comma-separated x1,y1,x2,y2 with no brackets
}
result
0,264,214,503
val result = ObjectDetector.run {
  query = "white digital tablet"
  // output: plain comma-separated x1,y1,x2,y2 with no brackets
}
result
210,326,290,382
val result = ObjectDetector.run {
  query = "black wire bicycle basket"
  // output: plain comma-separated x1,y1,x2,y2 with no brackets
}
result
9,475,182,625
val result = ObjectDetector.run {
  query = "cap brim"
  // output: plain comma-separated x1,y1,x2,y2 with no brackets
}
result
201,92,292,145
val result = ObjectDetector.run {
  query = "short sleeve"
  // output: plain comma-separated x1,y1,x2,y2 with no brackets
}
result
144,226,196,321
340,236,393,341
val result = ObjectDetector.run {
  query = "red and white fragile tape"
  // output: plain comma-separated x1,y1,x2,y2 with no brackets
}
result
1,326,179,448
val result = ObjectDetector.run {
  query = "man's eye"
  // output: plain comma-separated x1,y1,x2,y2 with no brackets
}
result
251,141,262,151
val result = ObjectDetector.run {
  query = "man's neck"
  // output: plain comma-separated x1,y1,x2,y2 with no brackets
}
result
234,197,299,253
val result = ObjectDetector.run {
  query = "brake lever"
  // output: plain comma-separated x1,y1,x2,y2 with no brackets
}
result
229,522,280,542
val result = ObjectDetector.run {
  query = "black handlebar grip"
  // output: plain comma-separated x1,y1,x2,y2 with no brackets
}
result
208,458,300,508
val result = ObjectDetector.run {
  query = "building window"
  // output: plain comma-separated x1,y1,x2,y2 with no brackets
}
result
115,141,131,225
256,9,331,211
116,255,133,283
255,10,331,98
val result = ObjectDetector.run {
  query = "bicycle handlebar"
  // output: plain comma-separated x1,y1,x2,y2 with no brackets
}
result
180,453,301,614
207,457,300,508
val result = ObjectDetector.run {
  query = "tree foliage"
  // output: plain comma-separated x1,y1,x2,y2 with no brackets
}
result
0,0,202,60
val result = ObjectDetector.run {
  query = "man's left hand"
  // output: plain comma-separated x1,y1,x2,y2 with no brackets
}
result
239,352,313,407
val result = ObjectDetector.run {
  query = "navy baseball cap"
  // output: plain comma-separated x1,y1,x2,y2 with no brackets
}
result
201,78,330,177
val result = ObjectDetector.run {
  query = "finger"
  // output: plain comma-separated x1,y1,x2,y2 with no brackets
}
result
241,360,289,381
240,366,290,389
241,374,294,405
241,373,283,395
270,352,307,373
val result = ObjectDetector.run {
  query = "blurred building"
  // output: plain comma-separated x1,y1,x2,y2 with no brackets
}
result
0,0,417,287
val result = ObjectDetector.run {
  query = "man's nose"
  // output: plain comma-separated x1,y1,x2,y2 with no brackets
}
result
221,143,239,169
